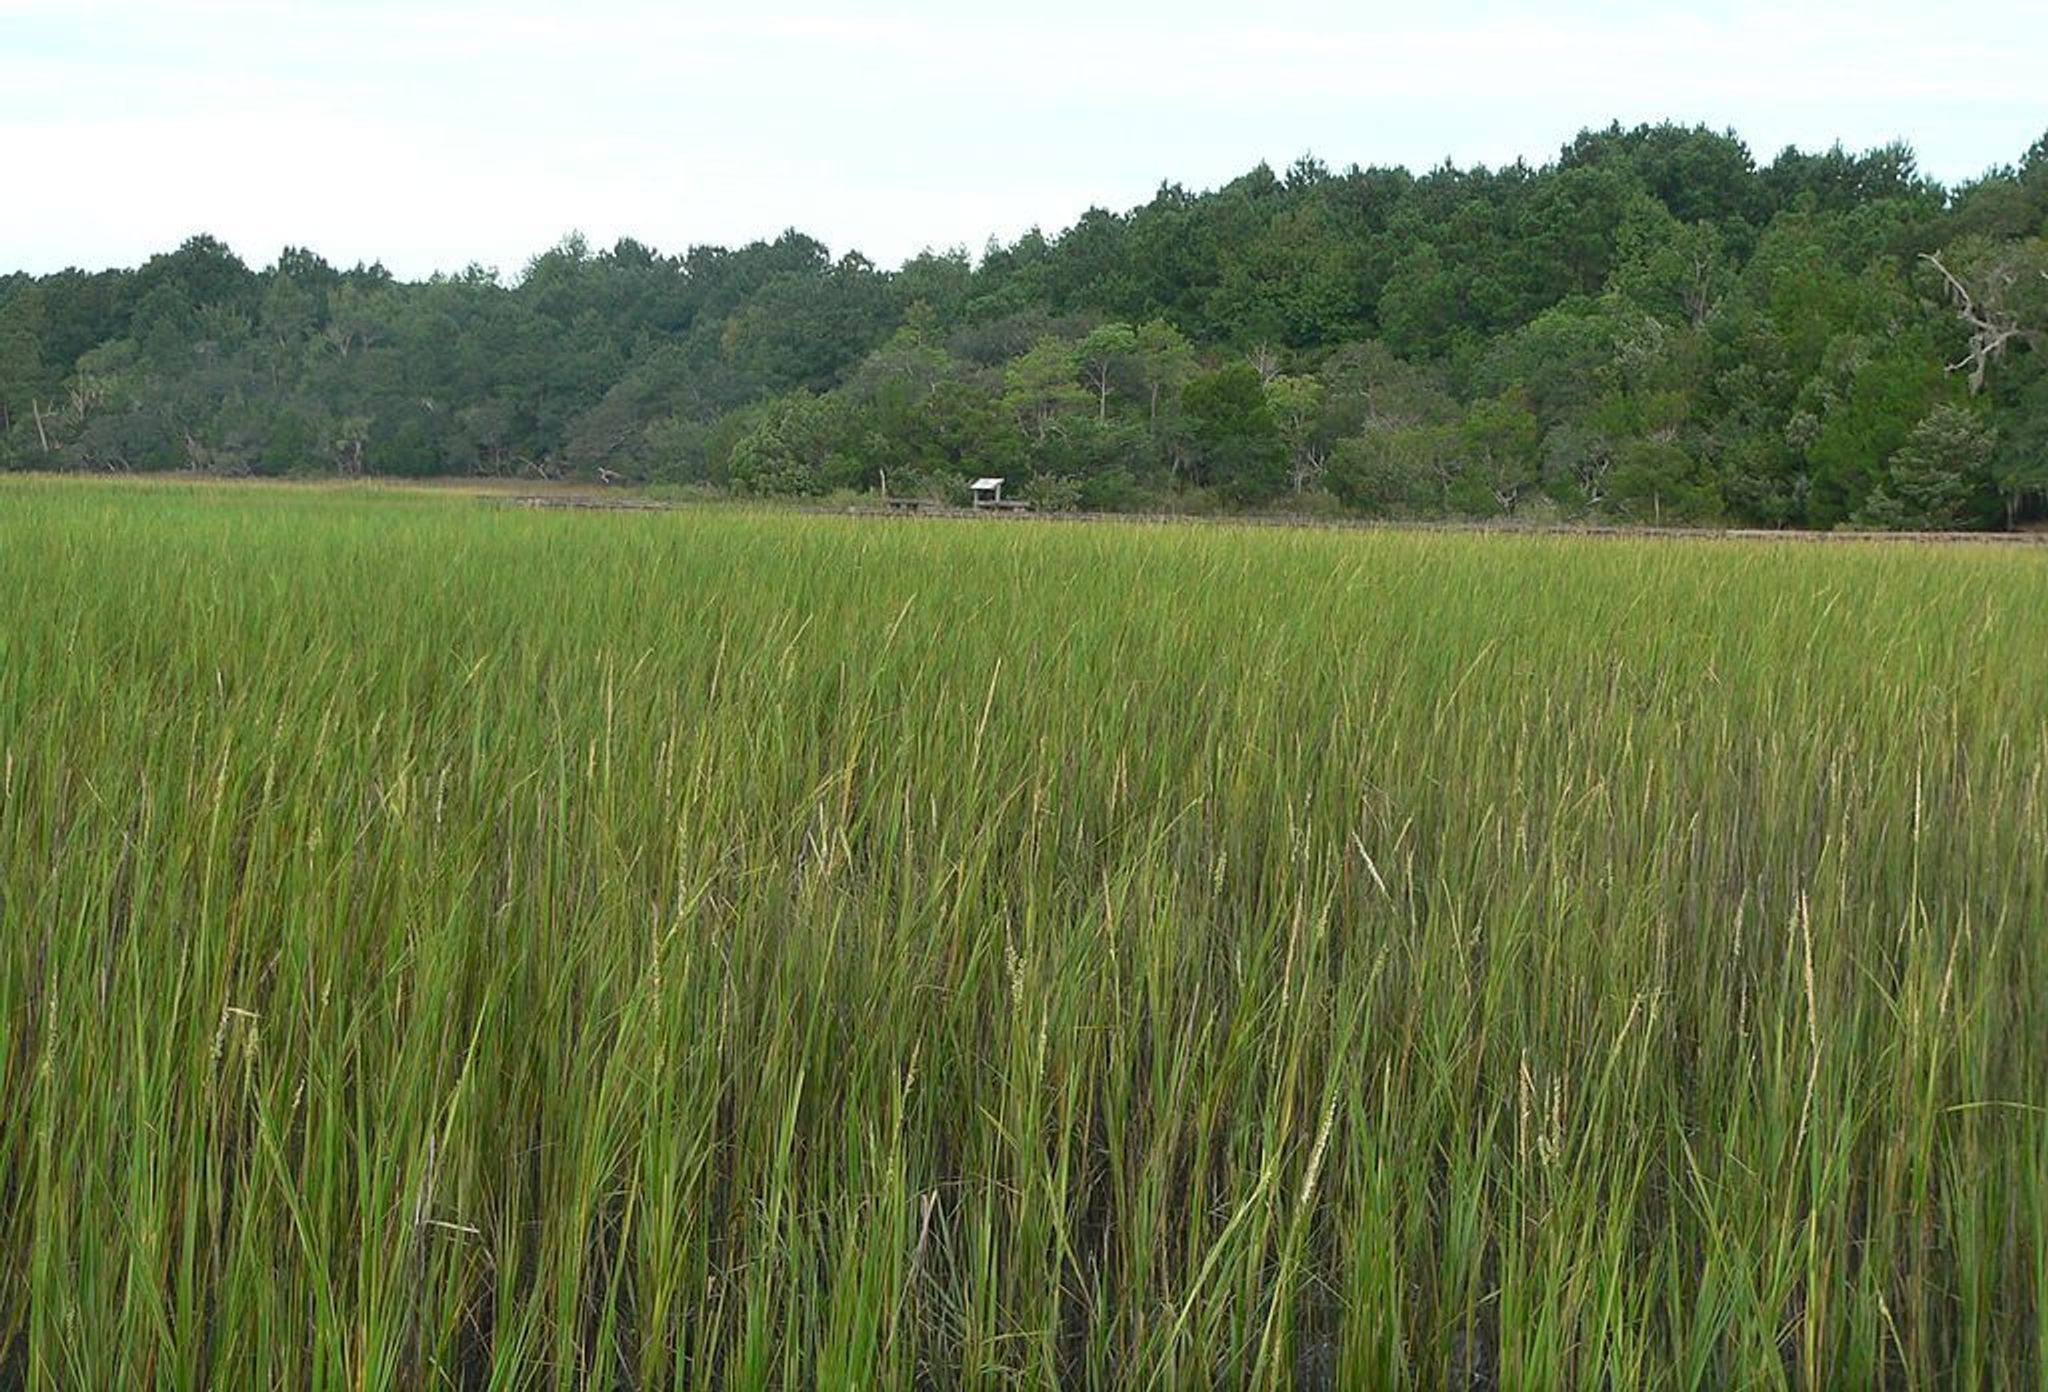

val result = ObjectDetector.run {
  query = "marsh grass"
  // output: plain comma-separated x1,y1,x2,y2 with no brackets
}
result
1,478,2044,1387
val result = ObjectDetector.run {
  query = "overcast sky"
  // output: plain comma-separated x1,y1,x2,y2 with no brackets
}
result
3,0,2043,280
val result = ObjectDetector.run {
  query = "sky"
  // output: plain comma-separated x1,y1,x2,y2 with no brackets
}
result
2,0,2044,280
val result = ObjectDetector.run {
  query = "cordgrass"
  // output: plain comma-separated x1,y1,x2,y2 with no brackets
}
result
2,477,2045,1388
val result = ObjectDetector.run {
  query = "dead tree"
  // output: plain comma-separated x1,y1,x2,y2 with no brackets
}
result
1920,250,2046,394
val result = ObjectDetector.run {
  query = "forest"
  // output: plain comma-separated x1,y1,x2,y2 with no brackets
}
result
3,121,2046,528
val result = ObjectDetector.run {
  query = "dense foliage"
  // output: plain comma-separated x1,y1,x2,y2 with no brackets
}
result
5,481,2046,1384
4,123,2047,526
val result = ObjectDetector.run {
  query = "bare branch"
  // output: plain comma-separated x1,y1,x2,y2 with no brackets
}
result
1921,251,2029,394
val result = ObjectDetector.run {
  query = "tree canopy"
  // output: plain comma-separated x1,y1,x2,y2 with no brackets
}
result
5,122,2046,528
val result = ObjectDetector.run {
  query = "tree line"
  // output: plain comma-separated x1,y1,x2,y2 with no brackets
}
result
3,122,2046,528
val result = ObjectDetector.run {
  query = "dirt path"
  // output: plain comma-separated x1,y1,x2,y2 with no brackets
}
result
820,504,2048,546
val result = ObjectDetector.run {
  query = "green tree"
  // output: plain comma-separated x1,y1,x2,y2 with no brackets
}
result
1853,404,1996,530
1606,439,1719,523
1002,337,1087,444
259,272,317,344
0,297,47,444
1378,244,1463,359
726,391,850,495
1264,374,1327,492
329,414,372,477
1986,359,2048,527
1805,347,1947,527
1457,391,1542,514
1182,362,1286,503
1472,305,1614,429
1318,341,1459,437
1075,322,1139,420
1133,319,1197,426
1607,203,1733,328
1327,424,1459,513
1208,205,1363,348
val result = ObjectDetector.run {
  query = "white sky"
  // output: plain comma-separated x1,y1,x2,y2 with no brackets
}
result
2,0,2043,279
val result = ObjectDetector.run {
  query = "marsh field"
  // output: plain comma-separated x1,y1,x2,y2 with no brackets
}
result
1,478,2045,1388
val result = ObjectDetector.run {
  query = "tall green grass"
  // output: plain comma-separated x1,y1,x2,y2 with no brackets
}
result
2,478,2044,1388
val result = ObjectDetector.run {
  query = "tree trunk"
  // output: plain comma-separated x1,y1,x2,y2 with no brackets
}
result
31,398,50,454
